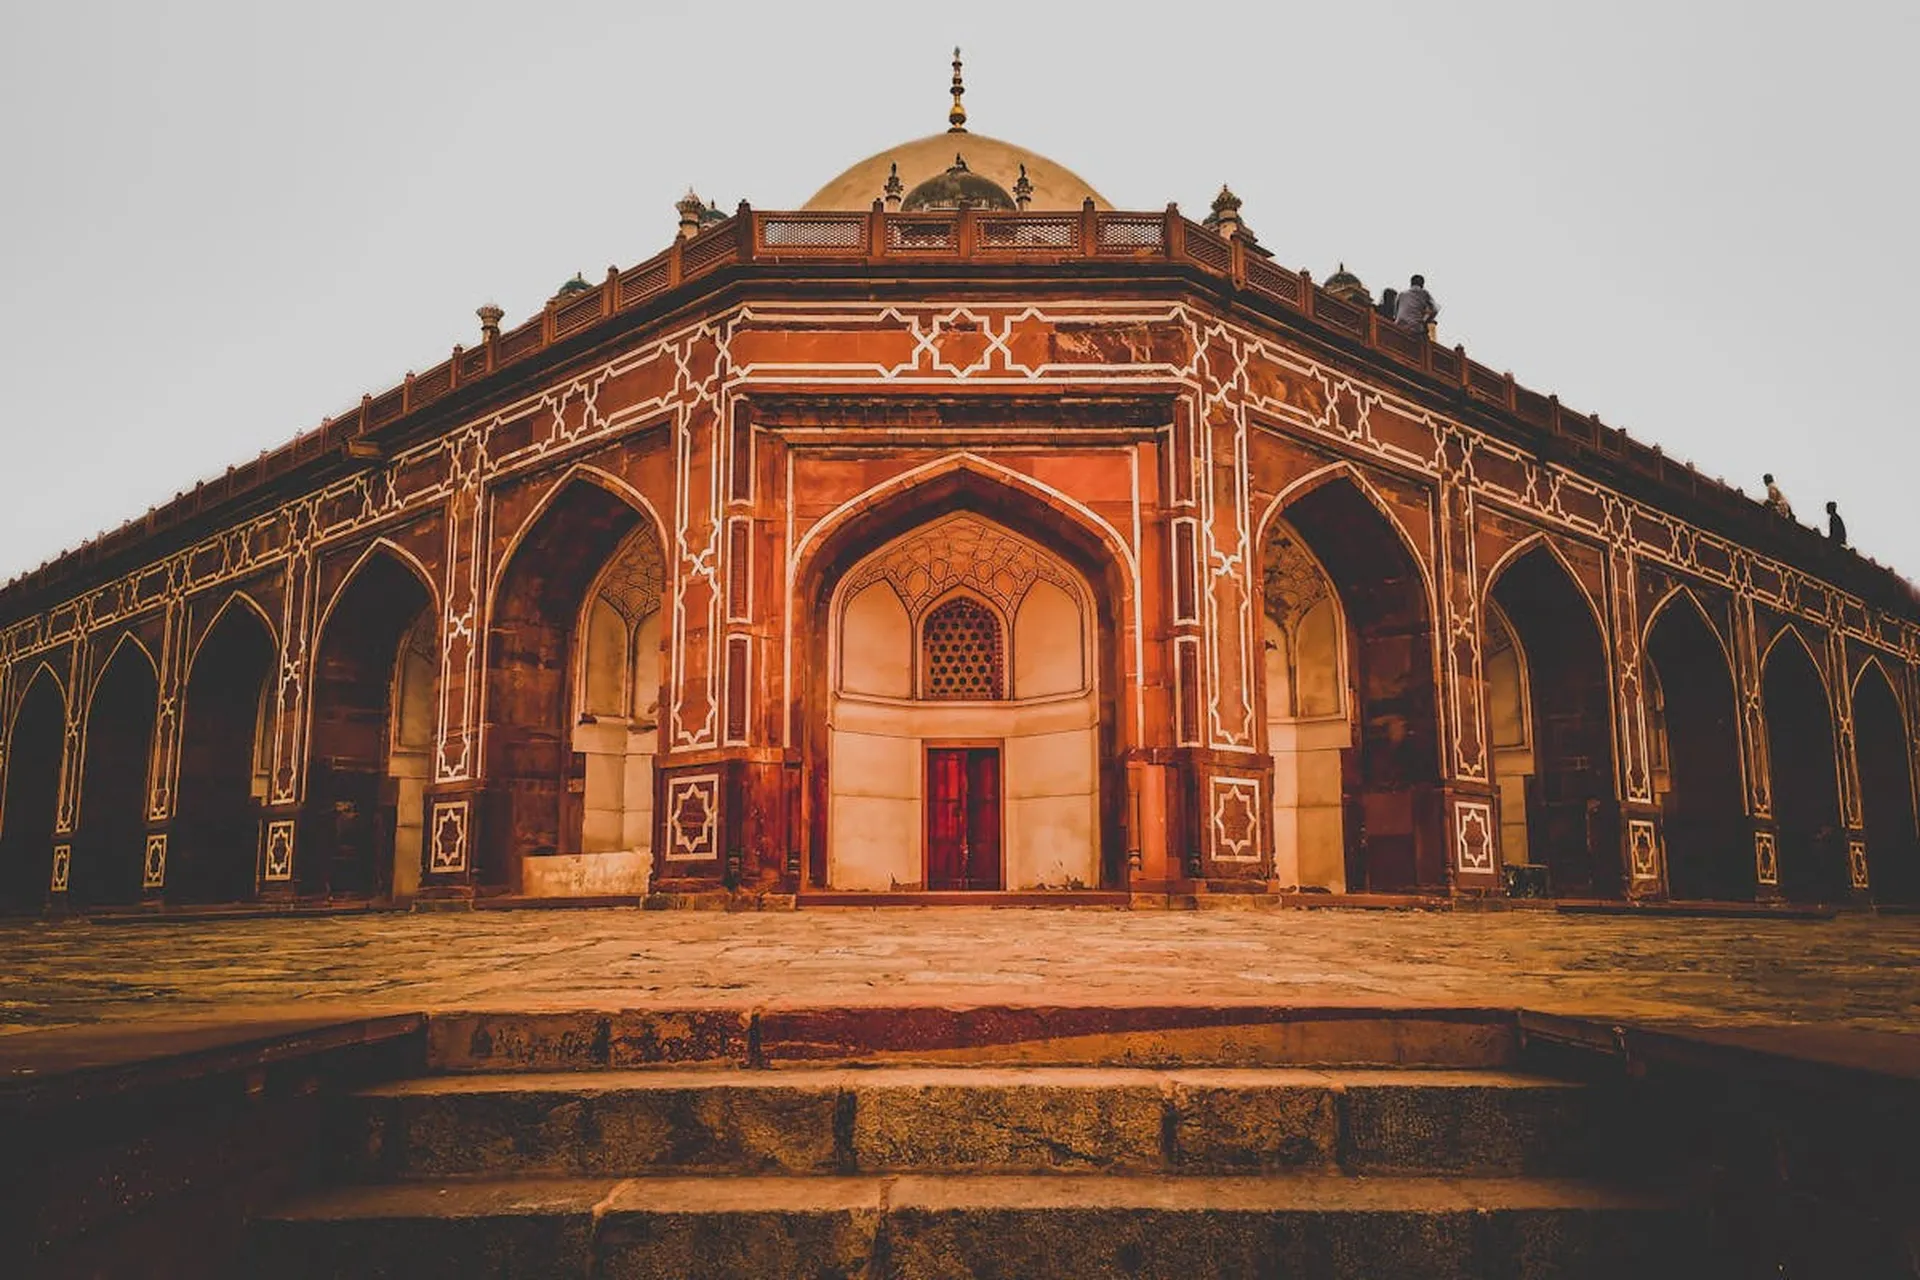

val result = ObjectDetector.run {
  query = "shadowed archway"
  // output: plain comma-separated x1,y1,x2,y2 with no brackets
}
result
1274,477,1442,893
1486,546,1620,898
0,666,65,912
303,549,437,899
1763,635,1846,902
1854,664,1918,903
1645,596,1749,900
71,641,158,906
172,600,276,903
481,477,660,892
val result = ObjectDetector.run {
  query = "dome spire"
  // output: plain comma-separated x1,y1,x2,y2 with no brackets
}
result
948,46,967,132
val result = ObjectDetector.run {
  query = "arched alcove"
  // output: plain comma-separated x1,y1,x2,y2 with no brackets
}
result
1854,664,1919,903
573,526,665,867
797,465,1130,892
482,477,662,892
1645,595,1749,900
0,666,65,912
824,513,1099,892
1763,634,1846,902
1487,546,1620,898
303,549,437,899
172,600,276,903
72,640,158,907
1272,477,1443,893
1260,517,1349,890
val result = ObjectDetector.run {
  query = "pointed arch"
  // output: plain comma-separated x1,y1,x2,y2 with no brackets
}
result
172,592,277,904
1852,654,1907,715
798,463,1129,892
84,632,156,720
316,536,440,646
485,463,671,611
303,541,442,899
1480,532,1606,643
1643,585,1736,678
0,661,65,912
1269,470,1445,893
1852,658,1919,903
186,590,278,679
6,659,67,744
1485,541,1622,897
1645,583,1749,900
72,634,160,907
479,468,668,891
1763,624,1834,695
1257,460,1437,615
1762,628,1846,902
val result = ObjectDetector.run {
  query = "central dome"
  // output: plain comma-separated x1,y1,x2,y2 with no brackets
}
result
804,132,1110,212
801,50,1109,212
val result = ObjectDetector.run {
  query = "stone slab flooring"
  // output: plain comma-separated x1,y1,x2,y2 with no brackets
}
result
2,906,1916,1037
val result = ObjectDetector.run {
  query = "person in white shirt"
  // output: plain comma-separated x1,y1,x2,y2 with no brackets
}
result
1763,473,1793,520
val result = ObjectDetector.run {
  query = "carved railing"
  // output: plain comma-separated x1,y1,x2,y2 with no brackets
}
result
4,202,1908,619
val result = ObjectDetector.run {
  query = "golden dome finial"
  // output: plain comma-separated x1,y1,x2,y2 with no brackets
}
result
948,46,967,133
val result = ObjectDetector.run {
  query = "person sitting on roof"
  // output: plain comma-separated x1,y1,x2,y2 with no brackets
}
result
1826,501,1848,546
1392,275,1438,333
1763,474,1794,520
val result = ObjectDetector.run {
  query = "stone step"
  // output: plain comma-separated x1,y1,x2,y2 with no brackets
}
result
352,1066,1614,1179
253,1171,1706,1279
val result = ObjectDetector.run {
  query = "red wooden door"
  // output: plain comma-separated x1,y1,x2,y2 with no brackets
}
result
926,747,1003,890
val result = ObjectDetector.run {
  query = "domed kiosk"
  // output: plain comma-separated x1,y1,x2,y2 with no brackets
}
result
802,49,1110,212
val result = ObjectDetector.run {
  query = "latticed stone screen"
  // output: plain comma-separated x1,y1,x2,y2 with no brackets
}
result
922,597,1004,700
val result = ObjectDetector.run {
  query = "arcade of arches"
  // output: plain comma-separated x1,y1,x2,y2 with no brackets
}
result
3,454,1917,914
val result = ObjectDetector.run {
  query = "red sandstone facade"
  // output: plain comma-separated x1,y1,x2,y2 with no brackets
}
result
2,127,1918,914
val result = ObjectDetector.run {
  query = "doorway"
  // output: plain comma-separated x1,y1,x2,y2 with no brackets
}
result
925,745,1002,890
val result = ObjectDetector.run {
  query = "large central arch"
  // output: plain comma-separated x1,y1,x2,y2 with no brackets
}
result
795,463,1130,892
1267,473,1443,893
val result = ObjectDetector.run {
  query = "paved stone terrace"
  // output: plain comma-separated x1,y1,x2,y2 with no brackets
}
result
3,906,1917,1037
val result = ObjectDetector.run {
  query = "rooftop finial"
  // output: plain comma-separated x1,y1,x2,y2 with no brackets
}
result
948,46,967,132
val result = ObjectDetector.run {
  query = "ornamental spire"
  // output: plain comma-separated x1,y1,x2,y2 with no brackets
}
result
948,46,967,132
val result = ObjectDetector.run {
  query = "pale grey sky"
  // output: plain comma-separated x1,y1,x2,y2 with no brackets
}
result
2,1,1915,583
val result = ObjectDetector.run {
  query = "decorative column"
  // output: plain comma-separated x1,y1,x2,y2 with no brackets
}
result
420,426,489,900
1828,623,1870,898
1729,574,1779,899
141,591,190,903
44,638,90,909
1608,540,1665,898
1436,431,1498,893
260,519,317,899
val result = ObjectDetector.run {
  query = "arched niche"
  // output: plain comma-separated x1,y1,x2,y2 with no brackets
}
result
482,476,664,893
1645,593,1748,900
72,639,158,907
303,548,437,900
1763,633,1846,902
825,512,1099,892
1270,476,1443,893
1260,517,1349,891
1854,663,1919,903
173,598,276,903
0,665,65,912
1486,545,1621,898
573,526,665,866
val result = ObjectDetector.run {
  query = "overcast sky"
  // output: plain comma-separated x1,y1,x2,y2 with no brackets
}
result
2,1,1914,584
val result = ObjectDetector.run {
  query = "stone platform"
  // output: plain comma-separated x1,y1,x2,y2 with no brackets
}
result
3,904,1917,1037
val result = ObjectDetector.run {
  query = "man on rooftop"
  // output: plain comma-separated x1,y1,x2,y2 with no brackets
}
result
1393,274,1439,333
